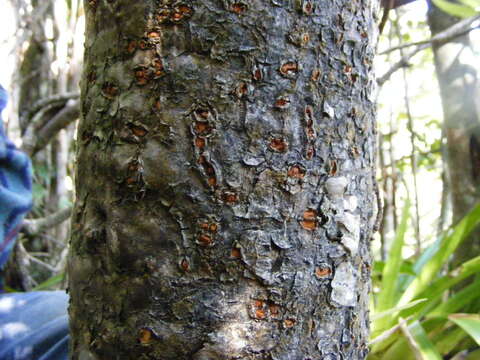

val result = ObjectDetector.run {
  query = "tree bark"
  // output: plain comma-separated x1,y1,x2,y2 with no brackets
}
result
427,2,480,269
68,1,378,359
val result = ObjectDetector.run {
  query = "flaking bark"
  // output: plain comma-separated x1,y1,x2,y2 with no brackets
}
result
68,1,379,359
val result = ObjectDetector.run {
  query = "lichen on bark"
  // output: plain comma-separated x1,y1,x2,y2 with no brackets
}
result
69,1,379,359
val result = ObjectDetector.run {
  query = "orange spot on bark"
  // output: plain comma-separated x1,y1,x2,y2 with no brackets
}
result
147,31,160,38
209,223,218,233
275,97,289,109
208,177,217,187
127,41,137,53
195,137,206,149
194,121,211,135
280,62,298,76
198,234,213,246
311,69,320,82
102,83,118,98
300,220,316,231
301,209,317,230
130,125,148,137
135,68,149,85
255,308,266,319
315,267,331,278
139,328,153,345
180,259,190,271
223,192,238,204
269,304,280,317
303,209,316,220
287,165,305,179
302,33,310,45
253,68,262,81
284,319,296,328
231,247,241,258
329,160,338,176
196,109,210,119
269,138,288,153
197,155,206,165
126,177,137,185
306,146,315,160
231,3,247,14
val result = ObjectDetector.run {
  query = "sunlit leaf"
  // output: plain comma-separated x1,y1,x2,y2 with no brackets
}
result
31,273,65,291
449,314,480,345
433,0,477,18
399,203,480,307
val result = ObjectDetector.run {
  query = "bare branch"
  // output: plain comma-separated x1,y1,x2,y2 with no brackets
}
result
379,14,480,55
379,0,394,36
26,91,80,121
22,99,80,156
377,15,480,86
22,206,73,235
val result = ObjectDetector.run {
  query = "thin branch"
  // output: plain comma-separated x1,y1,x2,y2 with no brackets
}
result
26,91,80,122
379,0,394,36
22,99,80,156
22,206,73,235
377,15,480,86
379,14,480,55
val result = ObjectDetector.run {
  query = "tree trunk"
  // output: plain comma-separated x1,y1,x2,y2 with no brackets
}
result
68,1,378,359
427,2,480,269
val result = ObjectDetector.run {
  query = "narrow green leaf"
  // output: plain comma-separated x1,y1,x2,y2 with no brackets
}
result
372,299,427,321
400,320,442,360
373,200,410,335
433,0,477,18
458,0,480,11
377,200,410,311
433,325,468,355
399,203,480,307
398,256,480,321
449,314,480,345
374,260,416,276
31,273,65,291
428,280,480,318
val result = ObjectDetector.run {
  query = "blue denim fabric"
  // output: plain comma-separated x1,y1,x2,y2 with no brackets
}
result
0,84,33,283
0,85,69,360
0,291,69,360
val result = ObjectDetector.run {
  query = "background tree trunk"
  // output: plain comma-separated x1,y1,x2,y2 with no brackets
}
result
68,1,378,359
427,1,480,269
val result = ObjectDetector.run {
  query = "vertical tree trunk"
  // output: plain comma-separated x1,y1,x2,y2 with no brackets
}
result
69,1,379,359
427,2,480,268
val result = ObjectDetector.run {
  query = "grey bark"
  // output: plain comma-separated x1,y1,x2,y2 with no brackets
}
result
68,1,378,359
427,2,480,269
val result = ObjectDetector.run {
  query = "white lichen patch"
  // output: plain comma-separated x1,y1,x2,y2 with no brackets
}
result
341,234,359,256
325,176,348,199
343,195,358,212
336,212,360,256
331,262,356,307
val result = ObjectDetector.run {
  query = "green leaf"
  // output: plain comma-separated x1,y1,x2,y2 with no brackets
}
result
372,299,427,321
373,200,410,333
428,280,480,318
31,273,65,291
449,314,480,345
395,256,480,322
432,0,477,18
400,320,442,360
458,0,480,10
373,260,416,276
399,203,480,307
